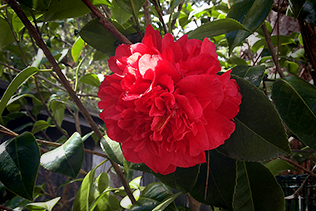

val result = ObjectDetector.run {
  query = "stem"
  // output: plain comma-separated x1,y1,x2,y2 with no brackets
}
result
80,0,132,44
151,0,167,34
279,156,316,178
6,0,136,204
261,22,285,78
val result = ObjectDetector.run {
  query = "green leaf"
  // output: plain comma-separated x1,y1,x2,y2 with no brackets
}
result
233,161,285,211
25,197,61,211
0,132,40,200
111,0,132,24
79,73,101,87
272,76,316,150
226,56,248,66
188,18,249,40
100,135,151,172
299,0,316,26
115,0,146,15
43,0,108,20
71,37,85,63
226,0,274,53
189,150,236,210
152,192,182,211
50,100,65,127
17,0,50,11
264,158,298,176
288,0,308,19
231,65,265,86
31,120,54,134
72,160,106,211
40,132,84,178
153,165,200,193
131,182,178,211
89,172,112,211
284,61,299,75
0,67,40,123
0,17,15,50
218,76,290,161
79,18,117,55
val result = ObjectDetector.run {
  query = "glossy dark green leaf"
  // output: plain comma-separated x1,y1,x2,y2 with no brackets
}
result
17,0,50,11
43,0,108,20
153,165,200,193
288,0,308,19
40,132,84,178
79,73,101,87
231,65,265,86
226,0,274,53
264,158,298,176
272,76,316,150
0,17,15,50
299,0,316,26
0,67,40,123
115,0,146,15
131,182,178,211
0,132,40,200
233,161,285,211
218,76,290,161
189,150,236,210
25,197,60,211
79,18,117,55
188,18,249,40
111,0,132,24
31,120,53,134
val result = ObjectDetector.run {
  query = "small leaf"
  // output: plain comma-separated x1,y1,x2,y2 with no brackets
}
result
31,120,54,134
284,61,299,75
0,17,15,50
40,132,84,178
71,37,85,63
233,161,285,211
79,18,117,55
188,18,249,40
50,100,65,127
264,158,298,176
272,76,316,150
17,0,50,11
152,192,182,211
26,197,61,211
0,67,40,123
218,76,290,161
79,73,101,87
226,0,274,53
231,65,265,86
0,132,40,200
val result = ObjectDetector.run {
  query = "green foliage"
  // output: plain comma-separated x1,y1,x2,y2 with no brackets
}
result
0,0,316,210
40,132,84,178
0,132,40,200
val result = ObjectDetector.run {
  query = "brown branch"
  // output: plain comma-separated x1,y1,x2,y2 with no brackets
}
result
0,205,13,211
261,22,285,78
6,0,136,204
143,0,151,27
151,0,167,34
280,156,316,178
80,0,132,44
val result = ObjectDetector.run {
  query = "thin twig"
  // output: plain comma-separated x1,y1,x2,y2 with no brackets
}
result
280,156,316,178
151,0,167,34
80,0,131,44
0,205,13,211
261,22,285,78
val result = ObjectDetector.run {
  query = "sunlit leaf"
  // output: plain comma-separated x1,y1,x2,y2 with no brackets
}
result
31,120,54,134
26,197,61,211
0,132,40,200
40,132,84,178
79,73,101,87
226,0,274,53
71,37,85,63
188,18,249,40
264,158,298,176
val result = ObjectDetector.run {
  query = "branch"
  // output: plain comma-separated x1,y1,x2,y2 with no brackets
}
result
80,0,132,44
279,156,316,178
261,22,285,78
4,0,136,203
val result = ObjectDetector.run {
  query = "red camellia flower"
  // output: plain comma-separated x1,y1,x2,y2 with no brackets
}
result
98,25,242,175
